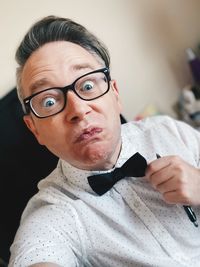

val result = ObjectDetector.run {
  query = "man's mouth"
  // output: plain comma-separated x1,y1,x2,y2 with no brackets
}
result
75,127,103,143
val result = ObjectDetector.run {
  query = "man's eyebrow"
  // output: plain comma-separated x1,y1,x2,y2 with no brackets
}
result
71,63,93,72
29,78,49,93
29,64,99,93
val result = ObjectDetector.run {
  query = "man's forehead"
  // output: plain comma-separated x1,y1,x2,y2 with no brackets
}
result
21,41,104,94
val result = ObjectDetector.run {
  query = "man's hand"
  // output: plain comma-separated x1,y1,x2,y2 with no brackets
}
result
146,155,200,206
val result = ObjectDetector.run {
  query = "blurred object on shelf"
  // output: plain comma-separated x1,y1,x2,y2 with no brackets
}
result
174,84,200,130
186,48,200,85
134,104,161,121
174,48,200,130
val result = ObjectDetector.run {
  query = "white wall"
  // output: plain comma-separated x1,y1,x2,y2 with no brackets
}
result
1,0,200,120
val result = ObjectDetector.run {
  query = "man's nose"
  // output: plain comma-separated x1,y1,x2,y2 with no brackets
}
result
64,91,92,122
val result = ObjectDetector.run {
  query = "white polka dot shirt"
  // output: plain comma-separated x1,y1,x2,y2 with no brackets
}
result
9,116,200,267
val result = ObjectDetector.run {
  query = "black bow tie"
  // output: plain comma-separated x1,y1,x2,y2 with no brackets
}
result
87,152,147,196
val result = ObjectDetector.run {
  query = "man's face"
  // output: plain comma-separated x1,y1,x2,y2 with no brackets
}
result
22,41,122,170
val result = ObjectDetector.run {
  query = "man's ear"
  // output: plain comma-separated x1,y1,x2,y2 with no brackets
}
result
23,114,41,142
110,80,119,93
110,80,122,113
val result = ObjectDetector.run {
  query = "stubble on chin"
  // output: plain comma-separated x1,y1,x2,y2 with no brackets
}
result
76,143,117,171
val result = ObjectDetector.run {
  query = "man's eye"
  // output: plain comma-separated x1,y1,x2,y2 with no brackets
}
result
82,81,94,91
43,97,56,107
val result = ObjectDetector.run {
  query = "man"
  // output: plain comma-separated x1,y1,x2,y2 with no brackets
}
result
9,15,200,267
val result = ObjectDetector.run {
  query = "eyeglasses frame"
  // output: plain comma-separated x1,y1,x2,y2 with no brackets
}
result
23,67,111,118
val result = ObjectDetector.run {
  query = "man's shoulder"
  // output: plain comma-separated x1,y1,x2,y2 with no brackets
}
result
122,115,200,145
20,161,66,222
122,115,176,132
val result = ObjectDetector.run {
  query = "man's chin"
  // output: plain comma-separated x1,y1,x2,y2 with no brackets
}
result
76,144,112,170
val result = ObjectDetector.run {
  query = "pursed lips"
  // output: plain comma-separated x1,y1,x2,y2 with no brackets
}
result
75,127,103,143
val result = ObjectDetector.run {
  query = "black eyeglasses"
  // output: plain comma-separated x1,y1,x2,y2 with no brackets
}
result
23,67,111,118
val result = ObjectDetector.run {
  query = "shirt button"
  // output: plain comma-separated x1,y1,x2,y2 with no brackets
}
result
133,200,140,208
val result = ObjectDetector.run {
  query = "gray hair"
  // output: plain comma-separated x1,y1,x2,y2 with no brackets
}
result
15,15,110,112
